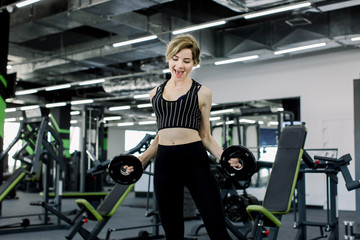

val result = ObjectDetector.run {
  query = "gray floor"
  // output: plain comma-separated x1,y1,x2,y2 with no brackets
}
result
0,190,358,240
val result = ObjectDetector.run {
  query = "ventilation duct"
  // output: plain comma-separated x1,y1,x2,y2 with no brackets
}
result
102,76,163,94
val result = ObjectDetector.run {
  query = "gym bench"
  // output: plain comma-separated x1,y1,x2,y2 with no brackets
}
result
64,183,134,240
246,125,307,239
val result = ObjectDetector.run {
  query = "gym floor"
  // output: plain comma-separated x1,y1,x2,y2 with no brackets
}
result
0,190,357,240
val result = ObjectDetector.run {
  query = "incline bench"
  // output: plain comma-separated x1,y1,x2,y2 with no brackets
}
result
246,125,307,239
64,183,134,240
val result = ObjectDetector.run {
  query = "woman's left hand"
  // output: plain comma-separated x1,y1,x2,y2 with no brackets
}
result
228,158,243,170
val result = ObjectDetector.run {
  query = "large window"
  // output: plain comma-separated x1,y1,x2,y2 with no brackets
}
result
4,122,21,173
125,130,156,155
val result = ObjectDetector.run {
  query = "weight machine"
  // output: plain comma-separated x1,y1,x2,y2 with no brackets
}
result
0,114,67,234
294,151,360,240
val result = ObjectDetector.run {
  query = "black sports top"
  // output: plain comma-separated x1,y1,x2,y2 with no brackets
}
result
152,79,202,131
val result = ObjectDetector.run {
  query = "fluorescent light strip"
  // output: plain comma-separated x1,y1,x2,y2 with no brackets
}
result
244,1,311,19
137,103,152,108
117,122,135,127
70,111,81,116
15,89,38,96
113,35,157,48
274,42,326,55
215,120,238,126
239,119,256,124
16,0,41,8
210,109,234,115
134,94,150,99
5,118,17,122
104,116,121,121
215,55,259,65
45,84,71,91
351,37,360,41
20,105,40,111
172,20,226,35
45,102,67,108
71,99,94,105
139,120,156,125
5,108,17,113
70,120,78,124
162,69,171,74
109,106,131,111
210,116,221,121
79,79,105,86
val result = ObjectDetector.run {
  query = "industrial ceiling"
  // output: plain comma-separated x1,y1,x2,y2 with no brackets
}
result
2,0,360,125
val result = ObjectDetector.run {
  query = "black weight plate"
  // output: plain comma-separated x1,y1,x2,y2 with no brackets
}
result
223,195,248,223
109,155,143,185
221,145,257,180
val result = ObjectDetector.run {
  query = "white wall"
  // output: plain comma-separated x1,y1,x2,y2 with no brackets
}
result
192,48,360,211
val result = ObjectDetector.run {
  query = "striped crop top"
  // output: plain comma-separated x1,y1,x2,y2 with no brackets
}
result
151,79,202,131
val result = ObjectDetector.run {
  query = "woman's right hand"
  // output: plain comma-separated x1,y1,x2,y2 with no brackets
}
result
120,165,134,176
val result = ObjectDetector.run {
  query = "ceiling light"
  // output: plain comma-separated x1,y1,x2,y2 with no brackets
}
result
216,122,224,126
244,1,311,19
274,42,326,55
137,103,152,108
45,84,71,91
172,20,226,35
5,108,17,113
113,35,157,48
6,65,12,70
20,105,40,111
277,107,284,111
117,122,135,127
5,118,17,122
15,0,41,8
103,116,121,121
214,55,259,65
210,116,221,121
70,120,78,124
15,89,38,96
351,37,360,41
79,79,105,86
239,119,257,124
45,102,67,108
70,111,81,116
71,99,94,105
134,94,150,99
210,109,234,115
139,120,156,125
215,120,235,126
109,106,131,111
269,121,279,126
162,69,171,74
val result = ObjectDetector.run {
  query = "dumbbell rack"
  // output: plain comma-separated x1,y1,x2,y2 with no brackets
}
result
344,221,360,239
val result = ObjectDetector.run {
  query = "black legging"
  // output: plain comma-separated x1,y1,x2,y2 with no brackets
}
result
154,141,231,240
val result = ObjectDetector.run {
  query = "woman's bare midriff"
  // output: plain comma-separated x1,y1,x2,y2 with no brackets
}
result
157,128,201,146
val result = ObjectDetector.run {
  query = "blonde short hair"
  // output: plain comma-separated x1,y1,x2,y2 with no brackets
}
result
165,34,200,66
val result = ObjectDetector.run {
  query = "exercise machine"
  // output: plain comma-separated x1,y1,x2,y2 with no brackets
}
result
0,114,67,234
296,151,360,240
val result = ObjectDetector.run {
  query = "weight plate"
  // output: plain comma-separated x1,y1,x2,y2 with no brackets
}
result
109,155,143,185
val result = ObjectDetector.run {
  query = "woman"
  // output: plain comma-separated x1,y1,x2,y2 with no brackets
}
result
126,34,241,239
